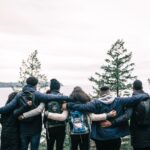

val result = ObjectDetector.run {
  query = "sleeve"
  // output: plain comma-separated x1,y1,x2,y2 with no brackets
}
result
111,108,133,126
89,113,107,121
118,93,149,107
47,110,68,121
0,115,2,124
0,96,18,114
23,103,45,119
67,101,97,113
35,92,73,103
13,105,30,118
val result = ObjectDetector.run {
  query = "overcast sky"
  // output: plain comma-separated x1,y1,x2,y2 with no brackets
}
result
0,0,150,94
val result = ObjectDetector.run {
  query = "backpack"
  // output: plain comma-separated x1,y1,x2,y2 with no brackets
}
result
69,110,89,135
18,91,37,122
19,91,36,107
134,99,150,126
45,101,65,128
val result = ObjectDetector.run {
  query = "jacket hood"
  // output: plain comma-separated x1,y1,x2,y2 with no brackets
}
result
98,94,115,104
49,90,62,96
22,84,36,93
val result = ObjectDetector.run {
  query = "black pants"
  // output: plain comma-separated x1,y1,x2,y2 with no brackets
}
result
133,147,150,150
46,126,66,150
94,138,121,150
1,132,20,150
70,133,90,150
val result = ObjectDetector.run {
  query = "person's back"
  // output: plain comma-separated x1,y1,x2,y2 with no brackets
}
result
44,90,66,128
18,84,42,138
16,77,44,150
88,93,130,150
68,86,91,150
130,80,150,150
90,96,130,141
84,87,129,143
44,79,66,150
1,92,19,150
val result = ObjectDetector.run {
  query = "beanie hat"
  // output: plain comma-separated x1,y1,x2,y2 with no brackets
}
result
133,80,143,90
100,86,110,96
100,86,110,91
26,76,38,86
50,79,62,90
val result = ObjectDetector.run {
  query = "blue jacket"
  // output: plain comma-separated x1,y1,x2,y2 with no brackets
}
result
68,93,149,141
0,84,72,114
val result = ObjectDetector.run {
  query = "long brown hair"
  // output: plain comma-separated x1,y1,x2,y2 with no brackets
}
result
70,86,91,103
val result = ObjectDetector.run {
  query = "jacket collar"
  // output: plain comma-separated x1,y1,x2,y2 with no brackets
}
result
22,84,36,92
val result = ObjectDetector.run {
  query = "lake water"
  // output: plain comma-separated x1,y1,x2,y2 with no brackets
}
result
0,88,13,106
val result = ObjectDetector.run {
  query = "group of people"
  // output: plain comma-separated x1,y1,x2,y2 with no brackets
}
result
0,76,150,150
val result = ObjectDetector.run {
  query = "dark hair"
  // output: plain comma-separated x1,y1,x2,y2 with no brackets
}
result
26,76,38,86
70,86,91,103
50,79,61,91
133,80,143,90
100,86,110,96
46,89,51,94
100,86,109,91
6,92,18,104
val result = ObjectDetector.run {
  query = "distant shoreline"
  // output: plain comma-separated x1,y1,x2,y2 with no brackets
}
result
0,82,21,88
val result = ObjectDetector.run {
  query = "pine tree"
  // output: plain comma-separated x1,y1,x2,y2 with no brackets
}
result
19,50,48,89
89,39,136,97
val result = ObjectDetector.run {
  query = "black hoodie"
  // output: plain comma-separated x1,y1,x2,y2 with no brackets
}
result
130,90,150,148
19,85,42,136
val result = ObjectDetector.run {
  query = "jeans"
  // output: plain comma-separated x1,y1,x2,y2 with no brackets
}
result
20,132,41,150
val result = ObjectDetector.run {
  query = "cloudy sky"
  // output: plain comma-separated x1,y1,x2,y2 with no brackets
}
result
0,0,150,94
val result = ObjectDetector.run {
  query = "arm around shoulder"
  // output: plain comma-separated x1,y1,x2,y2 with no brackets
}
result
89,113,107,121
118,93,149,107
67,100,97,113
46,110,68,121
35,92,72,103
111,108,133,126
23,103,45,119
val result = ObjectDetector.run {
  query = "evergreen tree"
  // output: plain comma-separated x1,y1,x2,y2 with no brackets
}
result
89,39,136,97
19,50,48,89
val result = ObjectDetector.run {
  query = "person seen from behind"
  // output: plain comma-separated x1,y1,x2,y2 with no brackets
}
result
0,92,32,150
44,79,66,150
130,80,150,150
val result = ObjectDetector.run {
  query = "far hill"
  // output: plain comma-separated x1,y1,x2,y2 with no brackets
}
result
0,82,21,88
